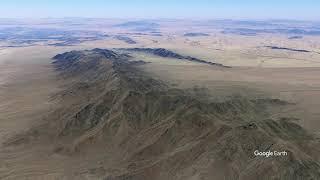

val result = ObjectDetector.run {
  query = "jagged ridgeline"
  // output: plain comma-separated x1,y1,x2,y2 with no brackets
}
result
47,49,320,179
119,48,229,67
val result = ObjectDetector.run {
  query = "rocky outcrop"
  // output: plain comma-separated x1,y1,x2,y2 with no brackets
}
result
184,33,210,37
265,46,311,53
114,36,137,44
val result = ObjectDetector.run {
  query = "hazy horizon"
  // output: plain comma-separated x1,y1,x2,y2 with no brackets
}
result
0,0,319,21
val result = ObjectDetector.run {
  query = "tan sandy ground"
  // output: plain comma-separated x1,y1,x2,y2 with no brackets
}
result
0,47,61,145
0,46,92,179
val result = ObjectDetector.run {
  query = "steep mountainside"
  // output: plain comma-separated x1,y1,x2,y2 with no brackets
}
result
6,48,320,180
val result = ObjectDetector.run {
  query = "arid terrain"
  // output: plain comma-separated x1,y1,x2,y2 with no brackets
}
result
1,19,320,179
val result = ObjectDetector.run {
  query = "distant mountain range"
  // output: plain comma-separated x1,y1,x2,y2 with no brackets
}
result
114,20,160,32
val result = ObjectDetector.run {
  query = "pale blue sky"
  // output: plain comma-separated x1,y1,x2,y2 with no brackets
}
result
0,0,319,20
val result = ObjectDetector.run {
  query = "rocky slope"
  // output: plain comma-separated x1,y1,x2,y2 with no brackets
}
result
6,48,320,180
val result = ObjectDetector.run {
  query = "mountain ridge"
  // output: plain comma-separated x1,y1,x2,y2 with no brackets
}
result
4,48,320,180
